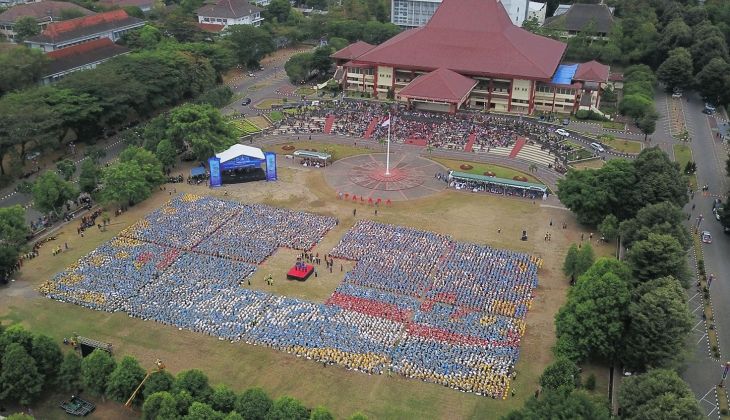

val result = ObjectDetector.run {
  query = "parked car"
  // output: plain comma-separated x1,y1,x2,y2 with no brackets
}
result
248,73,255,77
555,128,570,137
242,98,251,105
702,231,713,243
562,118,570,126
590,142,605,153
671,92,682,98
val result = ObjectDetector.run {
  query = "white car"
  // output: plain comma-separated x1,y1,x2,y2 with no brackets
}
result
702,231,713,244
590,142,605,153
555,128,570,137
671,92,682,98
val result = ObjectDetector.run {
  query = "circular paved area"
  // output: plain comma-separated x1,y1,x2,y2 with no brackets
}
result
325,152,447,201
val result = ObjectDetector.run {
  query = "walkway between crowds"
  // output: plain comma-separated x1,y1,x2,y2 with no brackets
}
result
508,138,527,158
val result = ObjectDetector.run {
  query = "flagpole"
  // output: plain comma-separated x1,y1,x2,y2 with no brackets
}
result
385,112,391,176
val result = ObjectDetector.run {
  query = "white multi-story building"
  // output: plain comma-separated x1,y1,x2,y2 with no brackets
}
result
196,0,263,28
391,0,527,28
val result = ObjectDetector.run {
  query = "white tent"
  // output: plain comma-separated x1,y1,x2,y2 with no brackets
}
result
215,144,265,163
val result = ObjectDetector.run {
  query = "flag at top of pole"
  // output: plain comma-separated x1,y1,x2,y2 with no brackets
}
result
384,112,391,176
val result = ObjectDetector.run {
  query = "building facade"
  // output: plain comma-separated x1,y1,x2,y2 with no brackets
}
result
337,0,609,115
0,1,95,42
196,0,263,28
25,9,144,51
391,0,527,28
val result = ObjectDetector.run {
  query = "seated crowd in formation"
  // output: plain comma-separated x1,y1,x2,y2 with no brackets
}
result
42,197,541,399
274,100,560,154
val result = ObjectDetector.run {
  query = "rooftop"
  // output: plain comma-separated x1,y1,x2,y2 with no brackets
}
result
27,9,144,45
98,0,154,9
196,22,226,32
574,60,609,82
349,0,567,80
398,68,477,104
450,171,547,192
45,37,129,76
216,144,265,162
330,40,375,61
543,3,616,34
196,0,263,19
0,1,94,24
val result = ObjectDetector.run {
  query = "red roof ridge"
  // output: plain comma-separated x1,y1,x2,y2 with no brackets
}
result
399,68,477,103
43,9,129,40
47,38,114,59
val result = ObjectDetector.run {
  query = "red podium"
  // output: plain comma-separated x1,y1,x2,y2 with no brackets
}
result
287,263,314,281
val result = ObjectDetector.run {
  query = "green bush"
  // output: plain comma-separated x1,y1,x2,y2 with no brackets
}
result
575,110,609,121
584,373,596,391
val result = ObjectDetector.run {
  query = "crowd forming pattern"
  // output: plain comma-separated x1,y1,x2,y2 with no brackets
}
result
42,195,542,399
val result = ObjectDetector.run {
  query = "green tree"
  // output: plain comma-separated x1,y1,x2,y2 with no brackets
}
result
14,16,40,42
155,138,177,168
574,243,595,279
620,94,653,120
347,413,368,420
310,46,334,77
79,158,101,193
539,357,581,391
633,147,688,210
106,355,146,403
0,205,29,278
30,334,62,384
81,348,116,396
622,276,692,370
157,104,237,162
656,48,693,92
285,52,313,83
57,351,83,393
658,19,693,57
0,47,48,95
690,34,728,74
224,412,244,420
224,25,275,67
554,260,630,362
266,0,291,22
502,389,610,420
0,343,44,405
32,171,77,215
328,37,349,51
185,402,224,420
637,110,658,141
619,202,690,250
597,214,619,241
143,391,180,420
173,369,212,402
6,414,35,420
174,390,194,415
695,58,730,105
0,324,34,355
235,387,272,420
56,159,76,181
210,384,237,413
618,369,702,420
626,233,690,287
562,244,579,281
142,369,175,399
310,406,335,420
265,396,309,420
101,161,152,205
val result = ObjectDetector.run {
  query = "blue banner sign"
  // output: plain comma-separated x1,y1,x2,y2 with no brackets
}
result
220,154,262,171
208,157,222,187
265,152,277,181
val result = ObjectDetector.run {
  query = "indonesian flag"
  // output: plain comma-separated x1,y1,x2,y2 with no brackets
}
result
381,116,391,127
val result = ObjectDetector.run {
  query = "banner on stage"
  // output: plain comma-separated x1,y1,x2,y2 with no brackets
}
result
265,152,277,181
208,157,222,187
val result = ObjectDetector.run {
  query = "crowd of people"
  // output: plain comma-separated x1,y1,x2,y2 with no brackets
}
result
44,202,541,399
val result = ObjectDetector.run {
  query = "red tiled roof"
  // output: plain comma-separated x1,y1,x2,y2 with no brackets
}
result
353,0,567,80
98,0,154,9
608,72,623,81
574,60,609,82
44,37,129,76
196,0,262,19
399,68,477,103
0,1,95,24
331,41,375,61
28,9,144,44
196,22,225,32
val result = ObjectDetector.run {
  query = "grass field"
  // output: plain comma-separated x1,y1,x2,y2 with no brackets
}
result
255,98,287,110
673,143,697,190
230,119,262,135
599,136,642,154
248,116,271,130
1,160,615,419
571,159,605,170
269,111,284,122
431,158,543,184
267,142,372,161
295,87,316,96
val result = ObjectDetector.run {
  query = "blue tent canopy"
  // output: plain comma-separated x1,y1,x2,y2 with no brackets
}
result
551,64,578,85
191,166,206,177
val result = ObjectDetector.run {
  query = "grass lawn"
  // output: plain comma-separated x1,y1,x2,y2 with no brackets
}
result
230,119,262,135
571,159,605,170
248,116,271,130
566,148,594,161
0,158,616,419
295,87,316,96
601,121,626,130
430,157,543,184
673,143,697,190
254,98,286,109
266,141,371,161
269,111,284,122
599,136,642,154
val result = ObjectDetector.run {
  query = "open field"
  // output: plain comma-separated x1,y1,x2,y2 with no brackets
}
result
599,136,643,154
431,157,543,184
1,159,614,419
571,159,605,170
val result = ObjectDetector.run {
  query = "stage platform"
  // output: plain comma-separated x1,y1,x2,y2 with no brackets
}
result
287,263,314,281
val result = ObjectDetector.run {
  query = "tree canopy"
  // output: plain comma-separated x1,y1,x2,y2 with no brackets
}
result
618,369,702,420
619,201,691,249
626,233,690,287
32,171,78,215
0,343,44,405
502,389,610,420
539,357,581,391
0,205,29,278
81,348,117,396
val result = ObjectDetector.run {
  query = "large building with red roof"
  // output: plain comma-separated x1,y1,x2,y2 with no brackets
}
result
332,0,610,115
41,37,130,84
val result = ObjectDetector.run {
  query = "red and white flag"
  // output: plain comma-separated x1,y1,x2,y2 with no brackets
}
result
381,116,391,127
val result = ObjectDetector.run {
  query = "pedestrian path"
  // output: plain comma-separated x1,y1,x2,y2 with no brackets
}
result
364,117,379,139
464,133,477,152
508,138,526,158
324,116,335,134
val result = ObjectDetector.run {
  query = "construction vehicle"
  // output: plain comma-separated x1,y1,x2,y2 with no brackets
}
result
125,359,165,407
